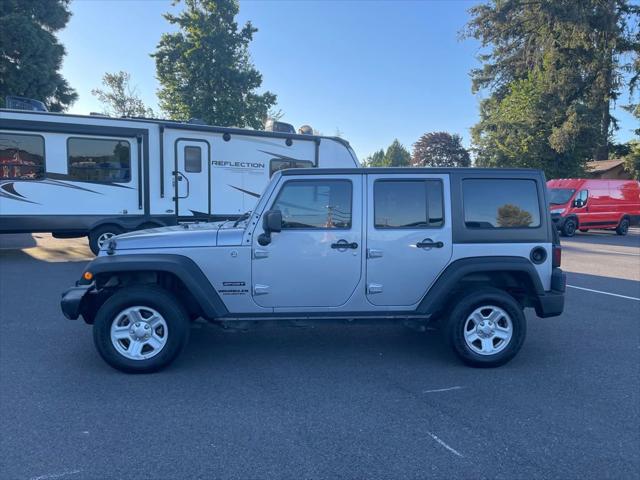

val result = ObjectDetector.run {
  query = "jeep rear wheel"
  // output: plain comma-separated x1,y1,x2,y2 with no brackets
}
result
93,286,190,373
447,288,526,368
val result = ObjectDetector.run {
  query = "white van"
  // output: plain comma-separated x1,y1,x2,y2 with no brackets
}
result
0,109,359,253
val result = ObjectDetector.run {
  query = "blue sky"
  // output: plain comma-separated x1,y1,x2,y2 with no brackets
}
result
59,0,638,160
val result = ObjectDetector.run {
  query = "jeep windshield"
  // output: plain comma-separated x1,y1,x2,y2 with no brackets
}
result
548,188,575,205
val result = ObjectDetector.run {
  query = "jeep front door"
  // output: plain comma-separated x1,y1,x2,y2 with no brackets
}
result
252,175,362,308
365,174,453,306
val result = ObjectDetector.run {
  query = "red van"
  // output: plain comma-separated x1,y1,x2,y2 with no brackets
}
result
546,179,640,237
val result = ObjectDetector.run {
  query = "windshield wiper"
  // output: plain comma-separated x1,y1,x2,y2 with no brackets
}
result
233,210,252,227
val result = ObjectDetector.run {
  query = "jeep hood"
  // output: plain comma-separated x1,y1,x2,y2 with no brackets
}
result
107,222,245,251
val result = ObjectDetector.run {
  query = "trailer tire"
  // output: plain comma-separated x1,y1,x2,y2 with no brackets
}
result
89,225,124,255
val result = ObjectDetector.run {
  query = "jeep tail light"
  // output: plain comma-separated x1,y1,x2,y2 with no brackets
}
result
552,244,561,268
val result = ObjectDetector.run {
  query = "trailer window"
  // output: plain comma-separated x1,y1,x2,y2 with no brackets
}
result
184,146,202,173
0,133,45,180
463,179,540,228
374,180,444,228
270,159,314,177
271,180,352,229
67,138,131,183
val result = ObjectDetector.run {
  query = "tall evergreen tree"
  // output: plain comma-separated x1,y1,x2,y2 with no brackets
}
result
0,0,77,110
153,0,276,128
466,0,639,177
384,139,411,167
363,149,387,167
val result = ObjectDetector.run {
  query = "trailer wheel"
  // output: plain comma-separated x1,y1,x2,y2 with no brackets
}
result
89,225,124,255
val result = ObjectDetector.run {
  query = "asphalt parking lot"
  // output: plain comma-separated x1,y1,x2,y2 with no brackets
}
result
1,231,638,480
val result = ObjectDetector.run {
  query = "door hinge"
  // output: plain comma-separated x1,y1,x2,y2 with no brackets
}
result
367,283,383,294
367,248,383,258
253,249,269,259
253,284,269,295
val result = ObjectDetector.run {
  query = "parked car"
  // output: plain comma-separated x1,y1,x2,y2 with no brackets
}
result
61,167,566,372
547,179,640,236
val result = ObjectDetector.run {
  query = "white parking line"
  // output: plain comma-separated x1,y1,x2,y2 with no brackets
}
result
588,249,640,257
567,285,640,301
427,432,464,458
30,470,81,480
423,386,464,394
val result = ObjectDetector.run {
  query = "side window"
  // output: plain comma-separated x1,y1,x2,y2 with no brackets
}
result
0,132,45,180
271,180,352,229
374,180,444,228
68,137,131,183
463,179,541,229
184,146,202,173
270,159,314,177
578,190,588,204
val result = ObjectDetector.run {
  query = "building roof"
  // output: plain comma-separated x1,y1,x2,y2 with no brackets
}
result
587,159,624,173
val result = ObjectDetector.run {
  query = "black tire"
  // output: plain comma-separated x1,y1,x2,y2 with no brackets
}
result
446,287,526,368
88,224,124,255
561,218,577,237
93,285,190,373
616,218,630,236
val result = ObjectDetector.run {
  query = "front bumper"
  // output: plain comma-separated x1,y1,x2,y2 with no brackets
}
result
60,284,94,320
550,214,565,229
535,268,566,318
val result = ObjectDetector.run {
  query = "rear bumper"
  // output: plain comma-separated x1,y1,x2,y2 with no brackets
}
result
535,268,566,318
60,284,94,320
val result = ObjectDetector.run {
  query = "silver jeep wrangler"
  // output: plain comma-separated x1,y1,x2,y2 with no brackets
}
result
61,168,565,372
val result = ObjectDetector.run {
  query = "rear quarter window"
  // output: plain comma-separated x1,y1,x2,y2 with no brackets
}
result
463,179,541,229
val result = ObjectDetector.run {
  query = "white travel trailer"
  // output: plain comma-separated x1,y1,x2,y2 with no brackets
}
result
0,109,359,253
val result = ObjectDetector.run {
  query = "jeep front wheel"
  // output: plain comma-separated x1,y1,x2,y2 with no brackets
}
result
93,286,190,373
447,288,526,368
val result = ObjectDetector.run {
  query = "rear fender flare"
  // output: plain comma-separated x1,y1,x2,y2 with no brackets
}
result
416,256,544,316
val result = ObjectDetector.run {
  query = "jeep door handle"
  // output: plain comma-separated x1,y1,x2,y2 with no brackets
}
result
416,239,444,249
331,240,358,250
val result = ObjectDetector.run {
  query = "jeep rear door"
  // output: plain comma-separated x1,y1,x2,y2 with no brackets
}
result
251,174,363,308
365,174,453,306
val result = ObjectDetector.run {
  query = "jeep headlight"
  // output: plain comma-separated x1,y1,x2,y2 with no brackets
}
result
550,208,565,214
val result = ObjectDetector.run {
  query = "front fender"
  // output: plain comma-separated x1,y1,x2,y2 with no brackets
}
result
77,254,229,319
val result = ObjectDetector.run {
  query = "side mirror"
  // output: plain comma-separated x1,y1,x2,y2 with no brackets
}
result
573,199,584,208
257,210,282,246
263,209,282,233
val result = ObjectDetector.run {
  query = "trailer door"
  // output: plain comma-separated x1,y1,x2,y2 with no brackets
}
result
174,139,210,219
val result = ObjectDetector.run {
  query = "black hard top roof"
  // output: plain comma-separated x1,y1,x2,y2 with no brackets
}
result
279,167,543,176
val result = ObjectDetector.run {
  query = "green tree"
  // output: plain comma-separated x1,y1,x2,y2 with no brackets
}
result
623,140,640,179
91,71,154,118
153,0,276,128
0,0,77,110
384,139,411,167
465,0,639,177
363,149,387,167
497,204,534,228
412,132,471,167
